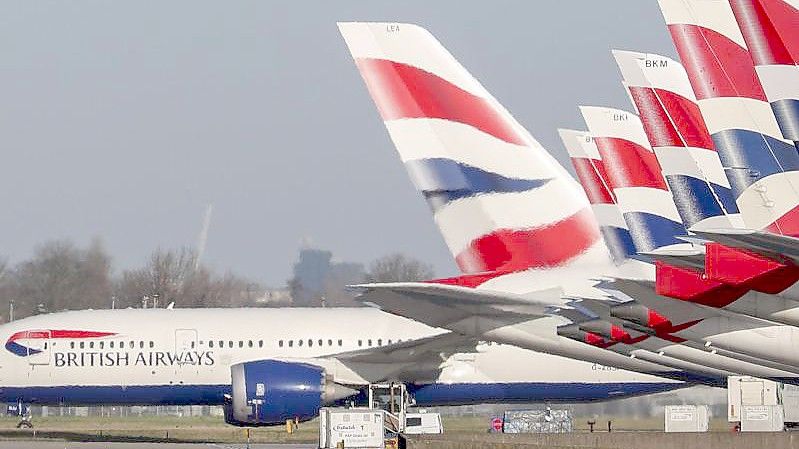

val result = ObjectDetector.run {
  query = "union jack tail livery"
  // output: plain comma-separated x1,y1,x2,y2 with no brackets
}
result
658,0,799,235
579,106,688,253
612,50,741,231
729,0,799,145
559,129,636,264
338,22,608,276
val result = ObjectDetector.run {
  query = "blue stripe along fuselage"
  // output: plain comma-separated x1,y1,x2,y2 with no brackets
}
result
712,129,799,197
623,212,688,253
0,381,697,407
600,225,637,264
664,174,739,228
404,158,550,211
771,99,799,143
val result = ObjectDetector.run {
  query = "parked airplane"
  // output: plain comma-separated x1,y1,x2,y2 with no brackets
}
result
0,307,687,427
339,21,723,385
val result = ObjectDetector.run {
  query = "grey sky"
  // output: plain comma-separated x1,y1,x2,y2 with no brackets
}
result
0,1,677,286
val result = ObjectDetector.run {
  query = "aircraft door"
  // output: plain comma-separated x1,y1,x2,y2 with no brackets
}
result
175,329,198,353
25,330,51,365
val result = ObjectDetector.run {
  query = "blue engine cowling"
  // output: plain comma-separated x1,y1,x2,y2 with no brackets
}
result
225,359,326,426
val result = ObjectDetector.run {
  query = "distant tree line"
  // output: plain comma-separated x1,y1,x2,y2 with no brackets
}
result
0,240,437,321
0,239,257,322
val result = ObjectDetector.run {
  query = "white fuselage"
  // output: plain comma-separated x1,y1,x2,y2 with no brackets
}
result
0,307,685,406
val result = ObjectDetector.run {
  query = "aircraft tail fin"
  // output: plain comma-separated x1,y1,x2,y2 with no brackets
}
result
339,22,608,275
559,128,636,265
579,106,689,253
612,49,742,231
658,0,799,235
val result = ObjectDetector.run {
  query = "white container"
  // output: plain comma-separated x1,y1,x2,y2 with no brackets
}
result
741,405,784,432
319,408,385,449
664,405,709,432
404,412,443,434
728,376,780,422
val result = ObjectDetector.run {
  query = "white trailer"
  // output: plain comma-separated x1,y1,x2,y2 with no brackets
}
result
319,408,388,449
728,376,799,430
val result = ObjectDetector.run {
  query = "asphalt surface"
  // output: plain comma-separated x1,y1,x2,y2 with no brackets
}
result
0,443,314,449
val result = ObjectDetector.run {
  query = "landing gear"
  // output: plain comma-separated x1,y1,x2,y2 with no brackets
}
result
9,401,32,428
16,416,32,429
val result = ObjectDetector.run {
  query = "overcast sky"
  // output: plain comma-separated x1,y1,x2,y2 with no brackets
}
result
0,1,677,285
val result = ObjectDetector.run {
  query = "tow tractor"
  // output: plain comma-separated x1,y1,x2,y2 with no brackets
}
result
319,383,441,449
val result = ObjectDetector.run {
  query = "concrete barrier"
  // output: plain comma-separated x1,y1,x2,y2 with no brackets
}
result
406,432,799,449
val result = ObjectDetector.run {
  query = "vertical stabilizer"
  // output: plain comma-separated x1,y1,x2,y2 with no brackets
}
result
580,106,689,252
612,50,742,231
658,0,799,235
729,0,799,145
559,129,636,264
339,22,609,275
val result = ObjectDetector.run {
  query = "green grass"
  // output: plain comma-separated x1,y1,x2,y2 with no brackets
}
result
0,414,737,443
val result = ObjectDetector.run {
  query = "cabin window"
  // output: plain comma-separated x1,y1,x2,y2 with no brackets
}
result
70,342,75,349
248,340,253,348
219,340,224,348
129,341,134,348
327,339,333,346
288,340,293,348
368,339,372,347
238,341,243,348
278,340,283,348
258,340,263,348
388,339,392,345
139,341,144,349
209,341,214,348
99,342,104,349
377,339,382,346
44,342,48,349
191,341,195,349
109,341,114,349
79,342,85,349
298,339,304,347
358,340,362,347
338,339,343,346
149,341,154,348
228,341,233,348
308,339,313,347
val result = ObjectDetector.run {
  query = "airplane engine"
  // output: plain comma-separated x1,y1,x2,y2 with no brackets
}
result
224,359,357,426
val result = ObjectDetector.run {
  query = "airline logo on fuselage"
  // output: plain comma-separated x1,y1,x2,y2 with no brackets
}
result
5,330,116,357
5,329,215,367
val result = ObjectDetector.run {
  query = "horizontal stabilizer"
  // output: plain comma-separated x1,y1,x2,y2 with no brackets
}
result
640,248,705,270
693,229,799,262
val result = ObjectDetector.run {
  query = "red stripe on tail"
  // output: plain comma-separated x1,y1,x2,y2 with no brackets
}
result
354,58,527,146
454,207,600,273
592,137,668,190
629,87,714,149
667,24,767,101
570,158,616,205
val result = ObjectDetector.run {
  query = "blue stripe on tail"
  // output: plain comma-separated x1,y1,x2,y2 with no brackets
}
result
623,212,687,253
405,158,550,210
600,225,637,264
665,174,739,228
771,99,799,143
712,129,799,196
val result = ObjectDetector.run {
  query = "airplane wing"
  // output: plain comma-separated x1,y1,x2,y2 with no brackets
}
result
318,331,480,384
351,282,564,329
